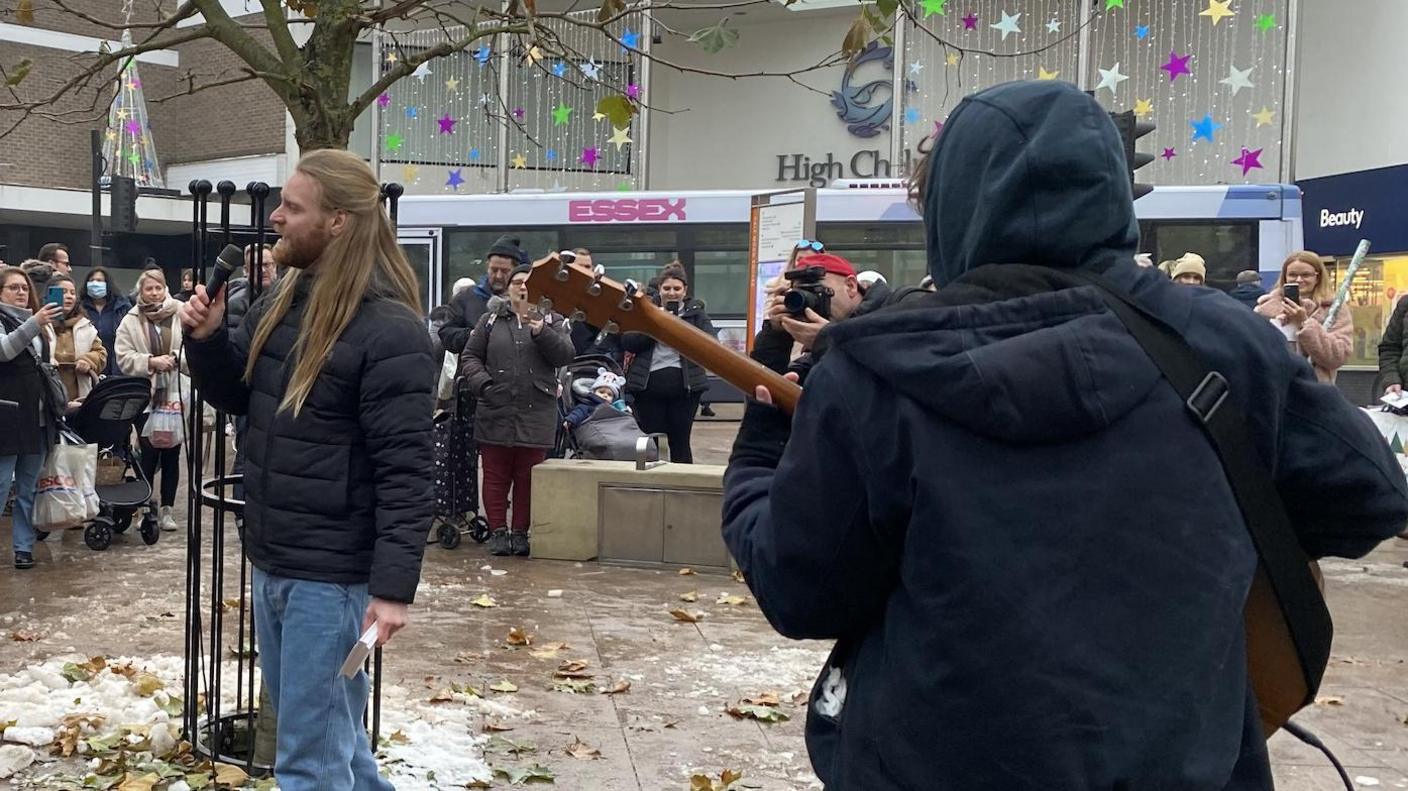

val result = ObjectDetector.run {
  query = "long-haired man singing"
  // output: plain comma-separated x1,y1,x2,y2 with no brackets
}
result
181,150,433,790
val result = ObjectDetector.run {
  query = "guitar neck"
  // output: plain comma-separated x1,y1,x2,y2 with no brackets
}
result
635,304,800,414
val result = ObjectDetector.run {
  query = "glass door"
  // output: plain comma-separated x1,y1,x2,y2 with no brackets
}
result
396,228,442,315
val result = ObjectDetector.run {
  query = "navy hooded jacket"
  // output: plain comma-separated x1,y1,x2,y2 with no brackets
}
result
722,81,1408,790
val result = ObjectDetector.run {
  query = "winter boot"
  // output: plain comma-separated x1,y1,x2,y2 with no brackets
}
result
489,529,512,557
510,531,530,557
159,506,178,532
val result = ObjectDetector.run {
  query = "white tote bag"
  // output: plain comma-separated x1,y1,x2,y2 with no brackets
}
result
34,439,100,531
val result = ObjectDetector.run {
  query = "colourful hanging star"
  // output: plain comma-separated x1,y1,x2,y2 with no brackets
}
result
962,12,979,30
626,84,640,99
990,10,1021,40
581,147,600,166
1105,0,1123,8
1199,0,1235,25
946,52,961,66
581,59,601,80
1037,66,1060,80
621,29,641,50
1135,25,1149,39
385,133,404,152
1220,65,1255,96
402,164,419,183
552,62,568,78
512,107,526,120
920,0,946,17
376,93,391,108
1232,147,1264,176
468,148,480,161
903,107,921,124
1047,19,1061,33
445,77,460,92
116,108,129,120
1161,147,1177,161
446,169,465,190
545,149,558,162
909,61,924,76
1133,98,1154,118
437,114,456,134
552,104,573,125
608,127,633,150
474,47,492,65
617,182,633,192
1096,62,1129,95
124,120,141,136
386,51,398,63
1189,114,1223,143
405,106,418,119
933,119,945,138
1160,50,1193,82
105,129,117,141
512,153,527,169
127,150,141,166
1255,13,1277,32
1252,106,1275,127
412,62,432,81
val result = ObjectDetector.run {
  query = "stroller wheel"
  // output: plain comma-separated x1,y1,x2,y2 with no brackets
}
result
469,516,491,544
84,522,113,551
438,522,462,550
111,511,133,534
139,518,160,546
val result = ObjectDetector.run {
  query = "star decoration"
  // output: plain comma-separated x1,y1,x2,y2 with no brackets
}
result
446,169,464,190
946,52,961,66
445,76,460,92
1199,0,1235,25
402,164,419,183
1133,98,1154,118
116,108,129,120
990,10,1022,41
1161,50,1193,82
405,106,418,119
474,47,492,65
1232,147,1264,176
580,59,601,81
512,107,525,120
552,104,573,125
1255,13,1277,32
127,81,139,91
962,12,979,30
1037,66,1060,80
412,62,432,81
468,148,481,161
621,28,641,50
1162,147,1177,161
909,61,925,76
1190,114,1223,143
105,129,117,141
552,62,567,78
1252,106,1276,127
933,119,945,138
1096,62,1129,95
512,153,527,169
626,83,641,99
617,182,632,192
1220,64,1255,96
386,52,398,63
385,133,404,152
920,0,946,18
376,92,391,108
437,114,456,134
608,127,633,150
1047,19,1061,33
1105,0,1123,8
904,107,921,124
128,150,141,166
1135,25,1150,39
545,149,559,162
581,147,600,166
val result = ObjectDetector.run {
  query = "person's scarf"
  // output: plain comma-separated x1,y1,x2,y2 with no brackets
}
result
140,297,177,399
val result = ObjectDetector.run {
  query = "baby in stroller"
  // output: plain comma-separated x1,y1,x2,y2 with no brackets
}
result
562,368,650,461
564,369,630,431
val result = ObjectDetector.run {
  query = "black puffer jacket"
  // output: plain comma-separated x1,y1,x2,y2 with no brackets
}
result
621,299,716,394
185,275,435,603
459,297,575,449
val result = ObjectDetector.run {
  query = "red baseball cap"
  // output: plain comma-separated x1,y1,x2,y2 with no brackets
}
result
796,253,857,278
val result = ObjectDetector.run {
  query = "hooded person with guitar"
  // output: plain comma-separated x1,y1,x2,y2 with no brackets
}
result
722,81,1408,789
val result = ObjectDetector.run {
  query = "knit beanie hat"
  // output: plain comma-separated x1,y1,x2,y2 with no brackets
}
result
1171,255,1206,281
590,369,624,399
488,235,526,263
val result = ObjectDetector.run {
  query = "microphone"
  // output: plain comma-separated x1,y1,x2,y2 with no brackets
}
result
204,244,243,301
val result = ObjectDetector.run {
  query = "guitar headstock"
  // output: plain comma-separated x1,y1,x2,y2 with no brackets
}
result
525,254,659,335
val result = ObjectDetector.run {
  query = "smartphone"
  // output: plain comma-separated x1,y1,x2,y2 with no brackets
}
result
1283,283,1300,303
45,285,65,308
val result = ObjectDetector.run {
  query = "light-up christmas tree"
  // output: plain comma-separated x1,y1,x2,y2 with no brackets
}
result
101,30,164,188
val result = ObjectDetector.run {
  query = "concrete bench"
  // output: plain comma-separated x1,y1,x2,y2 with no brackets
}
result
530,458,731,571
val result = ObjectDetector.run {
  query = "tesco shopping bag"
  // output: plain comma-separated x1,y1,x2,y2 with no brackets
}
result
143,373,187,449
1361,407,1408,477
34,440,100,531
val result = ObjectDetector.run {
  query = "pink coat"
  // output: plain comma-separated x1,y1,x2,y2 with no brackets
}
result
1254,294,1353,383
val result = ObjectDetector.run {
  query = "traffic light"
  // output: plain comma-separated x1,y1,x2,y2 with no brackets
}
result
1109,110,1156,200
110,176,138,233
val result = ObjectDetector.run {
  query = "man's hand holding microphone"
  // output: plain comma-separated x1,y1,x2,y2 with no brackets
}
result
178,244,241,339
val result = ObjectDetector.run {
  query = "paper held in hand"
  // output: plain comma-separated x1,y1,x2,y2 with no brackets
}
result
339,623,379,678
1381,391,1408,411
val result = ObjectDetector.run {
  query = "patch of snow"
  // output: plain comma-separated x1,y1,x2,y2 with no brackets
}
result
0,744,35,778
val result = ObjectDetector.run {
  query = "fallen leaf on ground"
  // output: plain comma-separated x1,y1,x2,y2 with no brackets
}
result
690,769,744,790
663,719,679,729
221,598,241,612
669,608,703,623
471,594,498,608
213,763,249,786
726,703,790,723
386,730,409,744
678,568,696,576
731,569,745,584
679,591,699,603
429,689,456,703
486,735,537,756
716,593,747,606
555,659,592,678
117,772,160,791
61,656,107,683
529,642,570,659
551,678,597,694
10,629,43,642
1315,696,1344,706
453,651,479,664
742,692,780,707
506,627,533,647
603,680,631,695
493,763,555,785
566,737,601,760
132,673,164,697
489,680,519,693
483,721,514,732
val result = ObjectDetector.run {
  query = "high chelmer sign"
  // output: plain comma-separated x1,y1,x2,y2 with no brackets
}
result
775,149,922,187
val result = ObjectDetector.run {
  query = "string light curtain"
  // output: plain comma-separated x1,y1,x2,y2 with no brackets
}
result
902,0,1290,185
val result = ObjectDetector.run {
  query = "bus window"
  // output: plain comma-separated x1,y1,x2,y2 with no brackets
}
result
1144,221,1258,291
443,229,558,298
817,222,926,290
694,251,750,316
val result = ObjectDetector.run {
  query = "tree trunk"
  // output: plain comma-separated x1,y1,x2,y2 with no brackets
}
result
292,105,355,151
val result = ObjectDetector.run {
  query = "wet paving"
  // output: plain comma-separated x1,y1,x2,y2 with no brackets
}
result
1,412,1406,789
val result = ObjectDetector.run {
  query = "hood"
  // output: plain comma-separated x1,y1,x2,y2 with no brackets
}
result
829,264,1164,443
922,81,1139,287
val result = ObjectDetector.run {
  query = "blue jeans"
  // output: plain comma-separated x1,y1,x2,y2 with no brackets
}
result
252,568,393,791
1,450,47,555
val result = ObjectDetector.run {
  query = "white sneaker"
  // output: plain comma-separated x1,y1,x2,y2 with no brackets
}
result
159,506,178,532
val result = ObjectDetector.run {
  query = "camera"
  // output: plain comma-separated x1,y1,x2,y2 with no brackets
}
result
782,265,834,319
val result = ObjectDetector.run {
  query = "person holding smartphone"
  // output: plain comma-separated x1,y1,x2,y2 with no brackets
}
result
1255,250,1352,384
459,262,574,557
44,274,106,409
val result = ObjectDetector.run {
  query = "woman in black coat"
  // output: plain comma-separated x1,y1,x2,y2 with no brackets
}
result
459,265,575,557
621,263,717,464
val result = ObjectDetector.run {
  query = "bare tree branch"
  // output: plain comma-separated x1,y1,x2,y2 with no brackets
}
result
40,0,199,32
258,0,304,68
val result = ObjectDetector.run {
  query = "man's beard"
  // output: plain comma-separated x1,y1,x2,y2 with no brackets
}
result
488,277,508,295
274,229,330,270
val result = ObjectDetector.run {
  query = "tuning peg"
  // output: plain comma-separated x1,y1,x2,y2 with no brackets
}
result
570,309,587,323
554,262,570,282
593,263,606,276
603,321,620,334
623,279,640,296
587,269,605,296
537,297,554,313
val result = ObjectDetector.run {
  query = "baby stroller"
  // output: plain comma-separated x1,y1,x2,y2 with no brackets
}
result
432,375,490,549
64,376,160,550
554,355,654,461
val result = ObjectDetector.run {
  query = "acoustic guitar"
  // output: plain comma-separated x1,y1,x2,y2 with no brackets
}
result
527,254,1319,738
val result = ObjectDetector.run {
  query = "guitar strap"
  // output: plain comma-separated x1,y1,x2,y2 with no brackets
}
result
1067,269,1332,707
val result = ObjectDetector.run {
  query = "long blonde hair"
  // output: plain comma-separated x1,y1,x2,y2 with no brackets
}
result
1272,250,1333,305
244,150,422,415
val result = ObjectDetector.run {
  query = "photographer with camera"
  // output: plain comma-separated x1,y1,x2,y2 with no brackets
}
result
751,253,889,383
621,262,716,464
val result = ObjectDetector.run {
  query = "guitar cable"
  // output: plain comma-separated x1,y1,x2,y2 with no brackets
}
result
1282,721,1353,791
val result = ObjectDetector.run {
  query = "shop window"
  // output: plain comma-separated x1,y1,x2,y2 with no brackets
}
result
1329,254,1408,369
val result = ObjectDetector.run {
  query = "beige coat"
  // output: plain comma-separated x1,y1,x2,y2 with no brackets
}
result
1254,294,1353,384
46,317,105,401
115,299,187,406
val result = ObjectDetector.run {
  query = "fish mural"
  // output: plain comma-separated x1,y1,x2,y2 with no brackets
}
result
830,41,895,139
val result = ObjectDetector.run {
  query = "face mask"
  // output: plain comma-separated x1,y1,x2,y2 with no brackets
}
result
87,281,107,299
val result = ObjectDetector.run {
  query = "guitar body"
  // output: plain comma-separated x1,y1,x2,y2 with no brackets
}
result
527,256,1326,742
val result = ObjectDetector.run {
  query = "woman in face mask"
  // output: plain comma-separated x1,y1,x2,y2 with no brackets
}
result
81,267,132,377
45,273,107,409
